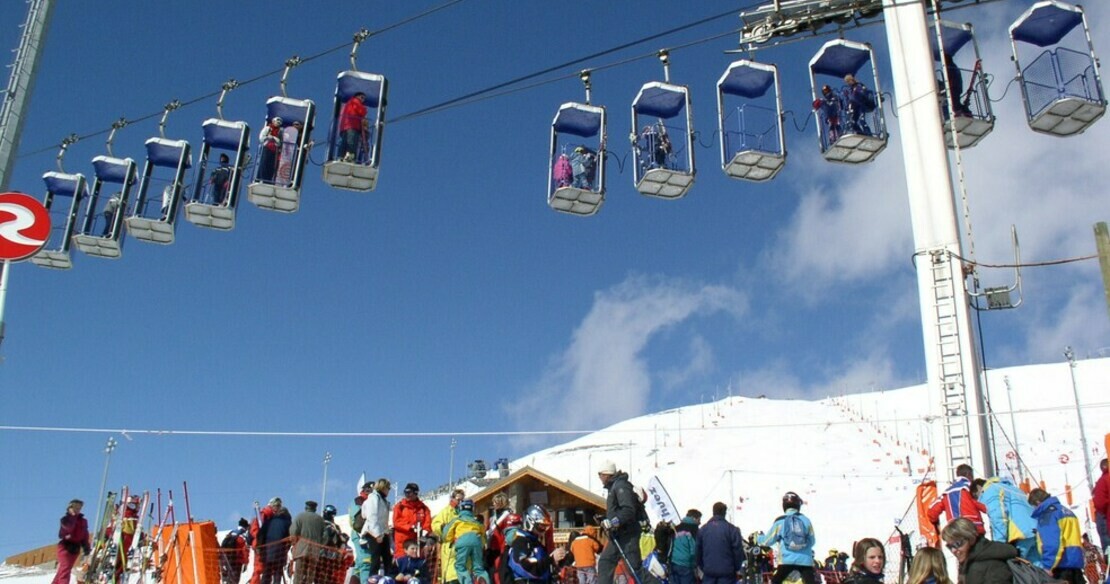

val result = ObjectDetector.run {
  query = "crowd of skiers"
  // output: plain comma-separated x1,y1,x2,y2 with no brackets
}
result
51,458,1110,584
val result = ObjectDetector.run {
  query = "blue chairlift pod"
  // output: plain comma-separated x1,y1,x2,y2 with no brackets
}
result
809,39,888,163
549,102,607,216
248,97,316,213
323,71,387,191
184,119,250,230
1010,0,1106,136
28,172,87,270
931,21,995,149
631,81,695,199
125,137,191,244
72,156,136,259
716,60,785,181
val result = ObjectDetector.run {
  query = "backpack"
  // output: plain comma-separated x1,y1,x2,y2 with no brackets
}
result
1007,558,1054,584
351,507,365,533
861,88,877,112
221,530,241,549
781,514,808,552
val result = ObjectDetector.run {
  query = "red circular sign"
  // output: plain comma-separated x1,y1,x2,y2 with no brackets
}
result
1059,454,1070,464
0,192,51,261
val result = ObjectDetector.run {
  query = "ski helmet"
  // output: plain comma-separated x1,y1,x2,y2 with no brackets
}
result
459,499,475,513
782,491,803,511
499,512,523,530
523,505,551,532
324,504,338,517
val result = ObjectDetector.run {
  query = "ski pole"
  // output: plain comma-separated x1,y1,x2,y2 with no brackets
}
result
605,526,641,584
183,482,201,584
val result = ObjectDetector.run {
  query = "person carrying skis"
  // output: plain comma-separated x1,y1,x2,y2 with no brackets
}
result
501,506,566,584
394,484,433,559
596,461,642,584
447,500,489,584
52,499,91,584
758,492,817,584
220,519,251,584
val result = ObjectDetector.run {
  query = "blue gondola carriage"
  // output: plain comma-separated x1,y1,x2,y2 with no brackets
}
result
185,81,250,231
248,57,316,213
72,121,135,259
932,21,995,149
323,30,387,192
124,101,191,244
631,51,695,199
809,39,888,163
29,138,86,269
548,71,607,216
1010,0,1106,136
716,60,786,181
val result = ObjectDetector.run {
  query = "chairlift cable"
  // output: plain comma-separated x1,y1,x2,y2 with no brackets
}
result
16,0,468,159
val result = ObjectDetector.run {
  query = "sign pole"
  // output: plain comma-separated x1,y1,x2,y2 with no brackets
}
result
0,260,9,350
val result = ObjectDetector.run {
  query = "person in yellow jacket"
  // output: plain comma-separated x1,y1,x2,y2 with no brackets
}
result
433,490,466,584
447,500,489,584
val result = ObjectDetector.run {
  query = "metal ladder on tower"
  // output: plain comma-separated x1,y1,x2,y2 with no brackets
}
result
930,250,973,475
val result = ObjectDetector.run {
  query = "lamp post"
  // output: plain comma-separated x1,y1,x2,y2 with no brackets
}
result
1064,347,1094,488
321,452,332,509
449,438,457,488
94,437,118,531
1003,376,1024,482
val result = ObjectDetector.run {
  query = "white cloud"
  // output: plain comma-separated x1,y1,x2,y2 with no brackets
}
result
509,275,747,438
658,335,715,391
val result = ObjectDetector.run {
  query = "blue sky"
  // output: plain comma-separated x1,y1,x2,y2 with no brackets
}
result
1,0,1108,559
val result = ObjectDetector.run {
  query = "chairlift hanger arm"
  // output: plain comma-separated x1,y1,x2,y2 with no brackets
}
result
351,28,371,71
159,100,181,139
280,56,303,98
55,134,78,172
106,118,127,157
216,79,239,121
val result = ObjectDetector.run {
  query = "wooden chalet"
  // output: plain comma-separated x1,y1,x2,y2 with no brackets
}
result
469,465,606,542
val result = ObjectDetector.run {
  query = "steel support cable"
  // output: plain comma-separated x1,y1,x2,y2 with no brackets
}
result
17,0,467,159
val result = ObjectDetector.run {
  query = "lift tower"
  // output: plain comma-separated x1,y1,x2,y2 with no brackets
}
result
736,0,995,483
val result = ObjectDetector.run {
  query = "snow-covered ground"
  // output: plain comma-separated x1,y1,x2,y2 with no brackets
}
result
6,358,1108,583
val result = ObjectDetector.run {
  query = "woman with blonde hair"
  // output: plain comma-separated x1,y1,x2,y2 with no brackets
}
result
905,548,953,584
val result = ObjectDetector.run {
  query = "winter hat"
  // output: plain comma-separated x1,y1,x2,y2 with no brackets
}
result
459,499,475,513
305,501,318,512
597,460,617,475
238,518,250,530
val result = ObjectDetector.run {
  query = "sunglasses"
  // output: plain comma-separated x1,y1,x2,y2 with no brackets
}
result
945,540,965,551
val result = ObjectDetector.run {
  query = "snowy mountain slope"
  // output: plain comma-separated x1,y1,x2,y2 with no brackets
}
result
5,359,1107,583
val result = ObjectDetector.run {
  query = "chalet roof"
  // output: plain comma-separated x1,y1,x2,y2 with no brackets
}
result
470,465,606,510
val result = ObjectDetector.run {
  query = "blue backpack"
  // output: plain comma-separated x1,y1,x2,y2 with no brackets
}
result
781,514,808,552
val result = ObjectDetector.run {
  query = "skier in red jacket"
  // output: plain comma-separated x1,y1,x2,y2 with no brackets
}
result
392,483,432,558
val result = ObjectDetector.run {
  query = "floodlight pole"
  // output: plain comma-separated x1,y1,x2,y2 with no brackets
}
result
1064,347,1094,488
94,437,118,530
321,452,332,509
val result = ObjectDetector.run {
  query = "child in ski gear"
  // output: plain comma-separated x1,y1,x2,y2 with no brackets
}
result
940,517,1015,584
758,491,817,584
52,499,90,584
553,154,573,188
927,465,987,535
571,526,603,584
840,538,885,584
596,461,643,584
447,500,489,584
905,547,952,584
569,146,597,190
502,505,566,584
338,92,369,163
813,85,842,145
1028,488,1084,584
395,540,427,583
394,484,432,559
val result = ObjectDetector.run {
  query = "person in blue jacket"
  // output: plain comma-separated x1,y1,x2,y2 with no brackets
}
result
758,492,816,584
973,477,1040,564
696,503,744,584
1028,488,1084,584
